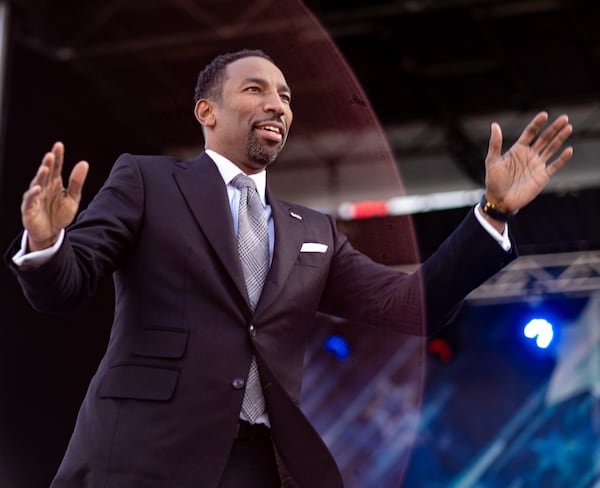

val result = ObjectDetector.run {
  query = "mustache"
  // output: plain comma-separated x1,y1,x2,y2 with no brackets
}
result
253,117,285,128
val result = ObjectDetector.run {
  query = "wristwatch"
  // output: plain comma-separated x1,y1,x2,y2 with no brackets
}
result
479,194,517,222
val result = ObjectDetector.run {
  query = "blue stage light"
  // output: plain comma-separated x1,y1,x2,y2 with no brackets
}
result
523,318,554,349
324,335,351,360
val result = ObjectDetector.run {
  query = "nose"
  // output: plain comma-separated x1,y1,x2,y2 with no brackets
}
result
263,92,286,116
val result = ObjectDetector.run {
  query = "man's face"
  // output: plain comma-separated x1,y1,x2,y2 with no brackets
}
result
203,56,293,174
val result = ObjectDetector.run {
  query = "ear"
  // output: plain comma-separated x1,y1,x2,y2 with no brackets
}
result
194,99,216,128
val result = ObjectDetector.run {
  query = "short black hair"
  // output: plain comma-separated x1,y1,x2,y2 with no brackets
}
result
193,49,273,103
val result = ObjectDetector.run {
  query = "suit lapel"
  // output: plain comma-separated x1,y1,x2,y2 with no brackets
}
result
173,154,306,316
172,153,248,303
254,188,305,316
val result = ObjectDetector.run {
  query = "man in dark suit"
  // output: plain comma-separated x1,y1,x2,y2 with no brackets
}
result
7,49,573,487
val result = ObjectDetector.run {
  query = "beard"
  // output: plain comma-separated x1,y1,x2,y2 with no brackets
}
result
246,130,285,167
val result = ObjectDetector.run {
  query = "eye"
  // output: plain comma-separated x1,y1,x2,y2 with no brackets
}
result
244,86,261,93
280,93,291,104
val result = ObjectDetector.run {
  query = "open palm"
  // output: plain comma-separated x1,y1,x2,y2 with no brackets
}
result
484,112,573,214
21,142,89,250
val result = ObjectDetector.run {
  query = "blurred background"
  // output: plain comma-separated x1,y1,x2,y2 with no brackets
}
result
1,0,600,486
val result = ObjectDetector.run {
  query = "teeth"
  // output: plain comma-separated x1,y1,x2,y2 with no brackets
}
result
262,126,280,134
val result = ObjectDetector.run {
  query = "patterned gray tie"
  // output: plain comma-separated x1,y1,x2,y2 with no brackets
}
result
231,173,269,424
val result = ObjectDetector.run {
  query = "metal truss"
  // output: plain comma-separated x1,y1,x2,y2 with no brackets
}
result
468,250,600,304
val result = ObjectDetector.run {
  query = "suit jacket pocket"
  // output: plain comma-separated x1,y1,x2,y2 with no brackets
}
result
296,251,328,268
97,364,179,401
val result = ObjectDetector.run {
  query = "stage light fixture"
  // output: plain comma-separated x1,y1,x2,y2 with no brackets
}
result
523,318,554,349
324,335,351,360
427,337,454,362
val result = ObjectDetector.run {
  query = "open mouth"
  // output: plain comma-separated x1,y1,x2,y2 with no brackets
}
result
254,123,284,143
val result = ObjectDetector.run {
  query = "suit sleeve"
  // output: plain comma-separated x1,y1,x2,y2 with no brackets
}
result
318,210,517,336
5,154,145,313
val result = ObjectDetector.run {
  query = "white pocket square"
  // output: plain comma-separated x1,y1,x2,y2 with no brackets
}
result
300,242,328,253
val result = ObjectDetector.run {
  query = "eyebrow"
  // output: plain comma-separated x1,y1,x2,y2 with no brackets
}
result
241,77,292,95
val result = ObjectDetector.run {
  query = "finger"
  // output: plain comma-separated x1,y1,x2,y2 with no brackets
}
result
539,123,573,162
50,141,65,181
21,185,42,213
486,122,503,163
546,146,574,178
532,114,569,154
517,111,549,146
29,153,52,189
66,161,89,201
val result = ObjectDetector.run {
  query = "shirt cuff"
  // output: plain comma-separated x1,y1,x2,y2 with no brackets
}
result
474,205,512,252
12,229,65,268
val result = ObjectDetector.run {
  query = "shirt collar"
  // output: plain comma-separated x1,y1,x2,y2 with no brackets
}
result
205,149,267,206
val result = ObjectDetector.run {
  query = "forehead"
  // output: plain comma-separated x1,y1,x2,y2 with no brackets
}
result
224,56,289,89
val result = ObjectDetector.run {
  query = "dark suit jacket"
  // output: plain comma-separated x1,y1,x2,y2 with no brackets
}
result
7,152,516,487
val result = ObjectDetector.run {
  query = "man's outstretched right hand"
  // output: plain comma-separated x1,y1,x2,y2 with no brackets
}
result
21,142,89,251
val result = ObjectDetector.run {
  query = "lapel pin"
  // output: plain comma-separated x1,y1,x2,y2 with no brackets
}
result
290,211,303,221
